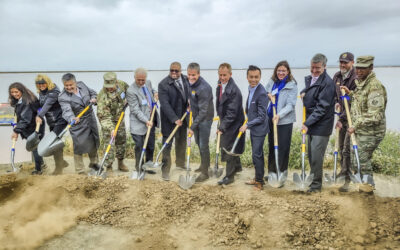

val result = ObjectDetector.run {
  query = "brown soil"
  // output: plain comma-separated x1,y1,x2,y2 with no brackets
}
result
0,157,399,249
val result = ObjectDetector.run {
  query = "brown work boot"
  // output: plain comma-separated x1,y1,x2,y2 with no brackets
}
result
253,181,263,191
118,159,129,172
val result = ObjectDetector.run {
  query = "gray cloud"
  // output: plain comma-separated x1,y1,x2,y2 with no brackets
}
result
0,0,399,71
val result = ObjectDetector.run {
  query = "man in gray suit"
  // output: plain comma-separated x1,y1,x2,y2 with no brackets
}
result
58,73,100,174
126,68,159,172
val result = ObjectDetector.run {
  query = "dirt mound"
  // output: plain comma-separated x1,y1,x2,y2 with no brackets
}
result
1,170,400,249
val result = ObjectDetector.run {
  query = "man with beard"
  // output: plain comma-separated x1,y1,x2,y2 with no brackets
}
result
332,52,357,192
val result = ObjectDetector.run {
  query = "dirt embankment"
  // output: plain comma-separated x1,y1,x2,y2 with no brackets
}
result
1,169,399,250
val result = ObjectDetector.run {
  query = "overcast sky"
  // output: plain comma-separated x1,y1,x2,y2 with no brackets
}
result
1,0,399,71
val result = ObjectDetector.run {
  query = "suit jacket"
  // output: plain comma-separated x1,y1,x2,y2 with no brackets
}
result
216,77,245,157
158,75,189,136
126,80,160,135
301,70,335,136
58,81,99,154
245,84,269,137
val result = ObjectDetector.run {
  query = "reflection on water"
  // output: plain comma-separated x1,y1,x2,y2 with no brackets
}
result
1,67,399,131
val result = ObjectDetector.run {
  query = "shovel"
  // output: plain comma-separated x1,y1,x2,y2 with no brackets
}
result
324,106,345,185
209,118,224,178
9,138,19,173
26,122,41,152
38,103,93,157
131,105,157,180
148,112,188,169
293,106,314,189
268,95,287,188
95,103,128,178
222,116,248,156
340,88,369,184
179,111,197,190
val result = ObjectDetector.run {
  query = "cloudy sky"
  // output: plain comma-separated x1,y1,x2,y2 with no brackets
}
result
1,0,399,71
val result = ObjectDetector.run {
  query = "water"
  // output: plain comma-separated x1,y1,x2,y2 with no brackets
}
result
1,67,399,131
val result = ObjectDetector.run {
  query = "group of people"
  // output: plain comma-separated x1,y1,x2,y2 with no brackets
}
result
8,52,387,193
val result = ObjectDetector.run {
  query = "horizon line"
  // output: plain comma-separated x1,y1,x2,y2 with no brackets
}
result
1,65,399,74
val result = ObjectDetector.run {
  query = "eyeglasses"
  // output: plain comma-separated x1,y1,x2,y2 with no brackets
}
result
35,81,47,85
170,69,180,73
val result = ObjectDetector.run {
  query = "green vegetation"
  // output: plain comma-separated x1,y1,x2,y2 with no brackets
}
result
71,128,399,176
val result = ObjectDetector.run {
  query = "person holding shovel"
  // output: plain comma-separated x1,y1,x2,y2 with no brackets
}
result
126,68,159,174
34,74,68,175
241,65,269,191
58,73,100,174
158,62,189,181
300,53,335,193
341,55,387,193
97,72,129,173
8,82,46,175
216,63,246,185
186,62,214,183
265,61,297,183
332,52,357,192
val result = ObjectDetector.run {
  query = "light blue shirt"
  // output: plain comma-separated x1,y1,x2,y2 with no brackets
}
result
248,83,260,108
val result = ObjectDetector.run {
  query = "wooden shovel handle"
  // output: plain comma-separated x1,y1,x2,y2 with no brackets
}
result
166,112,187,143
340,89,357,146
35,122,40,133
143,105,157,149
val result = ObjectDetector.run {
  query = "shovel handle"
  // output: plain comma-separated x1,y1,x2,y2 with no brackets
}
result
216,130,221,154
166,112,187,144
35,122,40,133
271,95,278,147
112,104,129,138
143,105,157,150
340,89,357,147
11,138,16,149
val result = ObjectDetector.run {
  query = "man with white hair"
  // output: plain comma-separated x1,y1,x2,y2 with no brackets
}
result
126,68,159,173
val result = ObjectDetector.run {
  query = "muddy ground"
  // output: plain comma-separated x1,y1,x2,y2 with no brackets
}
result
0,156,399,250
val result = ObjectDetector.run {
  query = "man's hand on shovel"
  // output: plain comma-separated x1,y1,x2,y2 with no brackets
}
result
73,117,80,124
11,132,18,140
239,124,247,133
36,116,43,125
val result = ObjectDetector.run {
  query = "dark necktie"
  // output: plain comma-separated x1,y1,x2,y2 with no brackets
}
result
176,79,184,97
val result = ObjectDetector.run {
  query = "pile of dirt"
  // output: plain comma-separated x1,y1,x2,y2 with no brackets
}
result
1,169,399,249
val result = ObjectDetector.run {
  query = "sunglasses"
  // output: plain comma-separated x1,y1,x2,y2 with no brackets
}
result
35,80,47,85
170,69,180,73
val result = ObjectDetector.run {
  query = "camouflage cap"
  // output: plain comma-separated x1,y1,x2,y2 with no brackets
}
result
355,55,374,68
339,52,354,62
103,72,117,88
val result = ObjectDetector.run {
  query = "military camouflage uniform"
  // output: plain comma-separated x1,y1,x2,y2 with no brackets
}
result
350,71,387,176
97,78,129,168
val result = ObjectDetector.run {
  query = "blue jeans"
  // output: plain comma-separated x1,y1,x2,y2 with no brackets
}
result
32,149,44,171
193,120,212,175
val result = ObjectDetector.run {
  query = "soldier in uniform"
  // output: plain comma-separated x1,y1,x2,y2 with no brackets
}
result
97,72,129,172
332,52,357,192
341,55,387,193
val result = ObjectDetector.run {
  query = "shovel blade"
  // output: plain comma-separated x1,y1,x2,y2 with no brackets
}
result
26,132,40,152
38,132,64,157
324,173,333,185
350,173,362,184
178,174,196,190
336,175,346,185
222,147,241,157
293,172,313,189
268,172,283,188
214,168,223,178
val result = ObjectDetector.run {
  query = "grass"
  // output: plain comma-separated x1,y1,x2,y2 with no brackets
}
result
64,128,400,177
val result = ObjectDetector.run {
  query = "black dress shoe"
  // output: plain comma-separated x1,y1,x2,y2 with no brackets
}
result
218,176,234,185
307,188,321,193
194,167,202,173
195,173,209,183
89,163,100,171
145,170,156,174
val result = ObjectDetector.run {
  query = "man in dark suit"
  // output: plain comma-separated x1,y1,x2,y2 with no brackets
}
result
240,65,269,190
158,62,189,181
216,63,246,185
300,53,336,192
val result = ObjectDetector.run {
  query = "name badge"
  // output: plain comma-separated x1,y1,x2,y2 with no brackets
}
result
191,90,196,96
120,92,125,99
271,89,278,95
141,99,148,105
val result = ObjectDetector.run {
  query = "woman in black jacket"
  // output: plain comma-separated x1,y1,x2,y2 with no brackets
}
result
35,74,69,174
9,82,45,175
